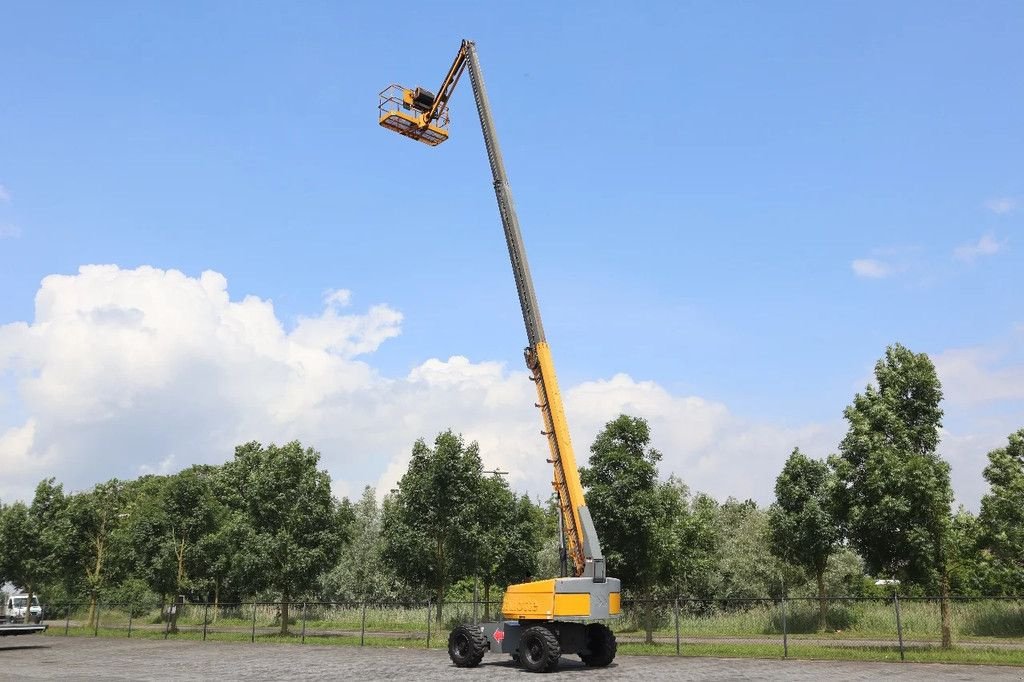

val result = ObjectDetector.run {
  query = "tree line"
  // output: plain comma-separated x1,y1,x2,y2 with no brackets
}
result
0,343,1021,646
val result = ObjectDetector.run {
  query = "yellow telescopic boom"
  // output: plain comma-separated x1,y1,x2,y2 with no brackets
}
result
379,39,605,580
381,44,620,653
470,38,604,580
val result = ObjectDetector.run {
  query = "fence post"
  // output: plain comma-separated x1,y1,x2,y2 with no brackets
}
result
674,598,681,656
780,597,788,658
251,602,257,643
426,599,432,649
301,602,307,644
893,592,905,661
203,602,209,641
94,602,100,637
360,601,367,646
128,609,133,638
64,605,70,636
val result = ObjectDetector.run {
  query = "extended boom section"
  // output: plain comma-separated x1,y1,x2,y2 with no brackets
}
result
527,343,592,578
464,41,605,582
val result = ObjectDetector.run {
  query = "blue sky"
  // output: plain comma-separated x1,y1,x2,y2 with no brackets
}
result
1,2,1022,507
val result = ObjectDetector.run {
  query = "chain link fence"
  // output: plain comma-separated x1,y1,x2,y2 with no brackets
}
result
42,596,1024,664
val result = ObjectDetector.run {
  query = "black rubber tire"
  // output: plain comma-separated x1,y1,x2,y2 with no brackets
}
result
448,624,488,668
518,625,561,673
580,623,617,667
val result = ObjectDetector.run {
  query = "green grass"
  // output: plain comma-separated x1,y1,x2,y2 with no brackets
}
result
44,622,436,648
617,640,1024,666
614,599,1024,640
42,624,1024,667
42,599,1024,667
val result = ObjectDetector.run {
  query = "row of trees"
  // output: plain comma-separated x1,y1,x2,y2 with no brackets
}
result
0,442,351,633
0,343,1020,647
753,345,1022,648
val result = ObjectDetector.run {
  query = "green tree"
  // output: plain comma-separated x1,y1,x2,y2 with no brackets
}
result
193,464,251,611
978,429,1024,592
475,476,545,619
65,480,128,626
222,440,350,634
321,486,400,602
665,489,720,598
714,498,799,600
0,480,69,623
193,510,249,611
580,415,678,643
114,476,176,607
946,507,993,596
161,468,220,595
0,503,37,608
135,467,222,631
533,495,564,580
831,343,954,647
381,430,484,624
767,448,841,629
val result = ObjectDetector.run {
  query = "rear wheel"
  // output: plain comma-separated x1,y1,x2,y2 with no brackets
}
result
448,624,488,668
580,622,617,667
519,625,560,673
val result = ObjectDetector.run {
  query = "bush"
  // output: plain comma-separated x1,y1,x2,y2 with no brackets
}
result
622,601,672,634
100,579,160,618
958,600,1024,637
772,600,858,633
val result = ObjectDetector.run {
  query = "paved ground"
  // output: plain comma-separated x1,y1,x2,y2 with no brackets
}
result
1,638,1022,681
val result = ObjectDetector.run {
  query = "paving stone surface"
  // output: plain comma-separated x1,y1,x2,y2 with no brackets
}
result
1,637,1022,680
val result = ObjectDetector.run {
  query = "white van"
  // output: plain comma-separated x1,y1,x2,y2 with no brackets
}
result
7,594,42,624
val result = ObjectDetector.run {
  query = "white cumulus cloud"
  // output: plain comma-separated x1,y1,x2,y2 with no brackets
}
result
931,329,1024,508
953,233,1005,264
0,265,402,499
933,335,1024,407
985,197,1018,215
0,265,1016,510
0,265,846,506
851,258,892,279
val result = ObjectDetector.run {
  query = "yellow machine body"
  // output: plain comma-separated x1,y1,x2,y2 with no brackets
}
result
501,578,621,621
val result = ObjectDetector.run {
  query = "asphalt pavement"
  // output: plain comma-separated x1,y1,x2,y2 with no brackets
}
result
1,637,1021,680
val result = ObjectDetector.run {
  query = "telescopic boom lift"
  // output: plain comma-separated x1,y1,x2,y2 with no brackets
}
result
379,39,621,673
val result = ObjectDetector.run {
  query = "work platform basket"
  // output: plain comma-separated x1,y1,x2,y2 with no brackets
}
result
378,84,450,146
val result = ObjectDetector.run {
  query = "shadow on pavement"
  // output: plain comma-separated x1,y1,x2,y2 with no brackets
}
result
470,658,621,674
0,644,52,652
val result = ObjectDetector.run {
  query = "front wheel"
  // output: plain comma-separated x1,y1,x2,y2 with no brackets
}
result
448,624,488,668
518,625,561,673
580,622,617,667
